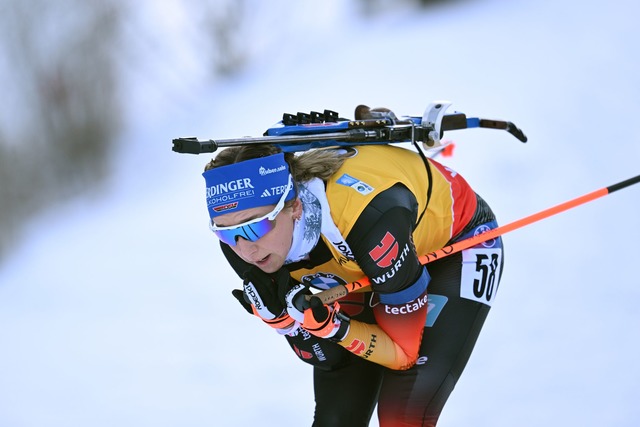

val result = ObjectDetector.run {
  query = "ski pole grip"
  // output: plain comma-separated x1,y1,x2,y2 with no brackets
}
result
297,285,349,310
172,137,218,154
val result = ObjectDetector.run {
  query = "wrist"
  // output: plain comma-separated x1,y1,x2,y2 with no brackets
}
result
327,312,351,342
275,320,301,336
261,311,295,329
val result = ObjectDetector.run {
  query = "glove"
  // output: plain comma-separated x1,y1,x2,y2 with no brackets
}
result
285,284,350,341
233,266,298,335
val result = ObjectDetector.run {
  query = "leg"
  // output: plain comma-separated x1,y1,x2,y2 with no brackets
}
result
313,352,385,427
378,233,503,426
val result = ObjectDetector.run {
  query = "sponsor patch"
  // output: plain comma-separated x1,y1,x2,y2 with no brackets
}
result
212,202,238,213
474,224,497,248
344,339,366,356
415,356,429,365
292,345,313,360
425,294,448,327
259,165,287,176
336,173,374,195
311,343,327,361
300,272,346,290
370,242,411,286
369,232,399,268
384,293,429,315
260,184,289,198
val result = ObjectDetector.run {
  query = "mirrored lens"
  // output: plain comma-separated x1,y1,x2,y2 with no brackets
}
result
213,216,276,246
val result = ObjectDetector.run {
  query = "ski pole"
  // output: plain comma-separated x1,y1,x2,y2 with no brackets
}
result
301,173,640,308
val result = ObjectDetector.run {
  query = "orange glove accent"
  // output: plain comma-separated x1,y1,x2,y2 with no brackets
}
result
251,305,297,331
300,297,350,341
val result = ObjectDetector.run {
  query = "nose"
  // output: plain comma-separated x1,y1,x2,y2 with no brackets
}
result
235,237,259,258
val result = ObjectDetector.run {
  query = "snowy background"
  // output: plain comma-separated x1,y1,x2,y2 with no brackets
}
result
1,0,639,426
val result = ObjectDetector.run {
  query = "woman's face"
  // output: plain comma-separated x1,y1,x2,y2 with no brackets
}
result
214,199,302,273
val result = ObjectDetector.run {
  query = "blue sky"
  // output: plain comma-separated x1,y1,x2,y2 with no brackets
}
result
1,0,639,426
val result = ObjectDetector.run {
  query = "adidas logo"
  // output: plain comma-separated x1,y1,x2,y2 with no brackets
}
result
261,189,271,197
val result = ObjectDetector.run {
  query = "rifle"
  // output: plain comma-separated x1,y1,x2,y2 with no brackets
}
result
171,101,527,155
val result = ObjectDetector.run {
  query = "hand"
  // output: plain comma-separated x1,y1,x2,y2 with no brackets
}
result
233,266,298,334
285,285,350,341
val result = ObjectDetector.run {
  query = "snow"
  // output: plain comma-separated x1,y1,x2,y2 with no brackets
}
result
1,0,639,426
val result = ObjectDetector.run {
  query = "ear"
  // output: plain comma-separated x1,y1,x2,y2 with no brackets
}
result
291,198,303,220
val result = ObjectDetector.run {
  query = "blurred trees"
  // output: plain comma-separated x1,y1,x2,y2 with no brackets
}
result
0,0,251,265
0,0,124,263
0,0,448,265
359,0,463,14
202,0,247,77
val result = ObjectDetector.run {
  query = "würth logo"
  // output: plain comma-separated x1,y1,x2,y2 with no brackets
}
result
293,345,313,360
344,339,366,356
369,232,399,268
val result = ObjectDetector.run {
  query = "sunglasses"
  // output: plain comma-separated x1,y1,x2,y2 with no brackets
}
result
209,175,293,246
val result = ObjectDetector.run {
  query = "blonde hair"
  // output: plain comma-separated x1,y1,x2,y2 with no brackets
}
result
204,145,350,183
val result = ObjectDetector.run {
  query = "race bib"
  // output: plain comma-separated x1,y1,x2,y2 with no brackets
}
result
460,248,503,306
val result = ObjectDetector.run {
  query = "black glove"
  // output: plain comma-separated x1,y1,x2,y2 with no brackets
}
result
285,283,351,342
232,266,297,333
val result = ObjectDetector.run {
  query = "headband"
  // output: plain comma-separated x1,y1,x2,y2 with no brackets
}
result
203,153,295,219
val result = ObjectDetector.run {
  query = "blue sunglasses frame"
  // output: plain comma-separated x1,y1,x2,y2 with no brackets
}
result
209,175,293,246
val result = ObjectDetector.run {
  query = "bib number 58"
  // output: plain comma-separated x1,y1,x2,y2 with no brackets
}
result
460,248,503,306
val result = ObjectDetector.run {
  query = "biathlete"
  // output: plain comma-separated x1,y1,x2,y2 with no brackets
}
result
201,107,504,426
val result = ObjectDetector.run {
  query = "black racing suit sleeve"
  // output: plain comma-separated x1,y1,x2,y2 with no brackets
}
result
346,184,424,296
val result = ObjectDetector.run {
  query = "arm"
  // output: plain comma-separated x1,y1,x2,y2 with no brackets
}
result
286,185,430,370
338,184,429,370
220,246,355,369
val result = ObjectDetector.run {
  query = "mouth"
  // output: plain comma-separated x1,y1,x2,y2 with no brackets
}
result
254,254,270,266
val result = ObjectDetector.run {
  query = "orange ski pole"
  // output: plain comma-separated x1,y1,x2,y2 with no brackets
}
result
308,173,640,307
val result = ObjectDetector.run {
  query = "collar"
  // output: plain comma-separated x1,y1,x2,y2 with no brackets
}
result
285,178,355,264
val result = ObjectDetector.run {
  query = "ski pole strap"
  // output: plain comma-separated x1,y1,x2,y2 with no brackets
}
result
306,173,640,307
